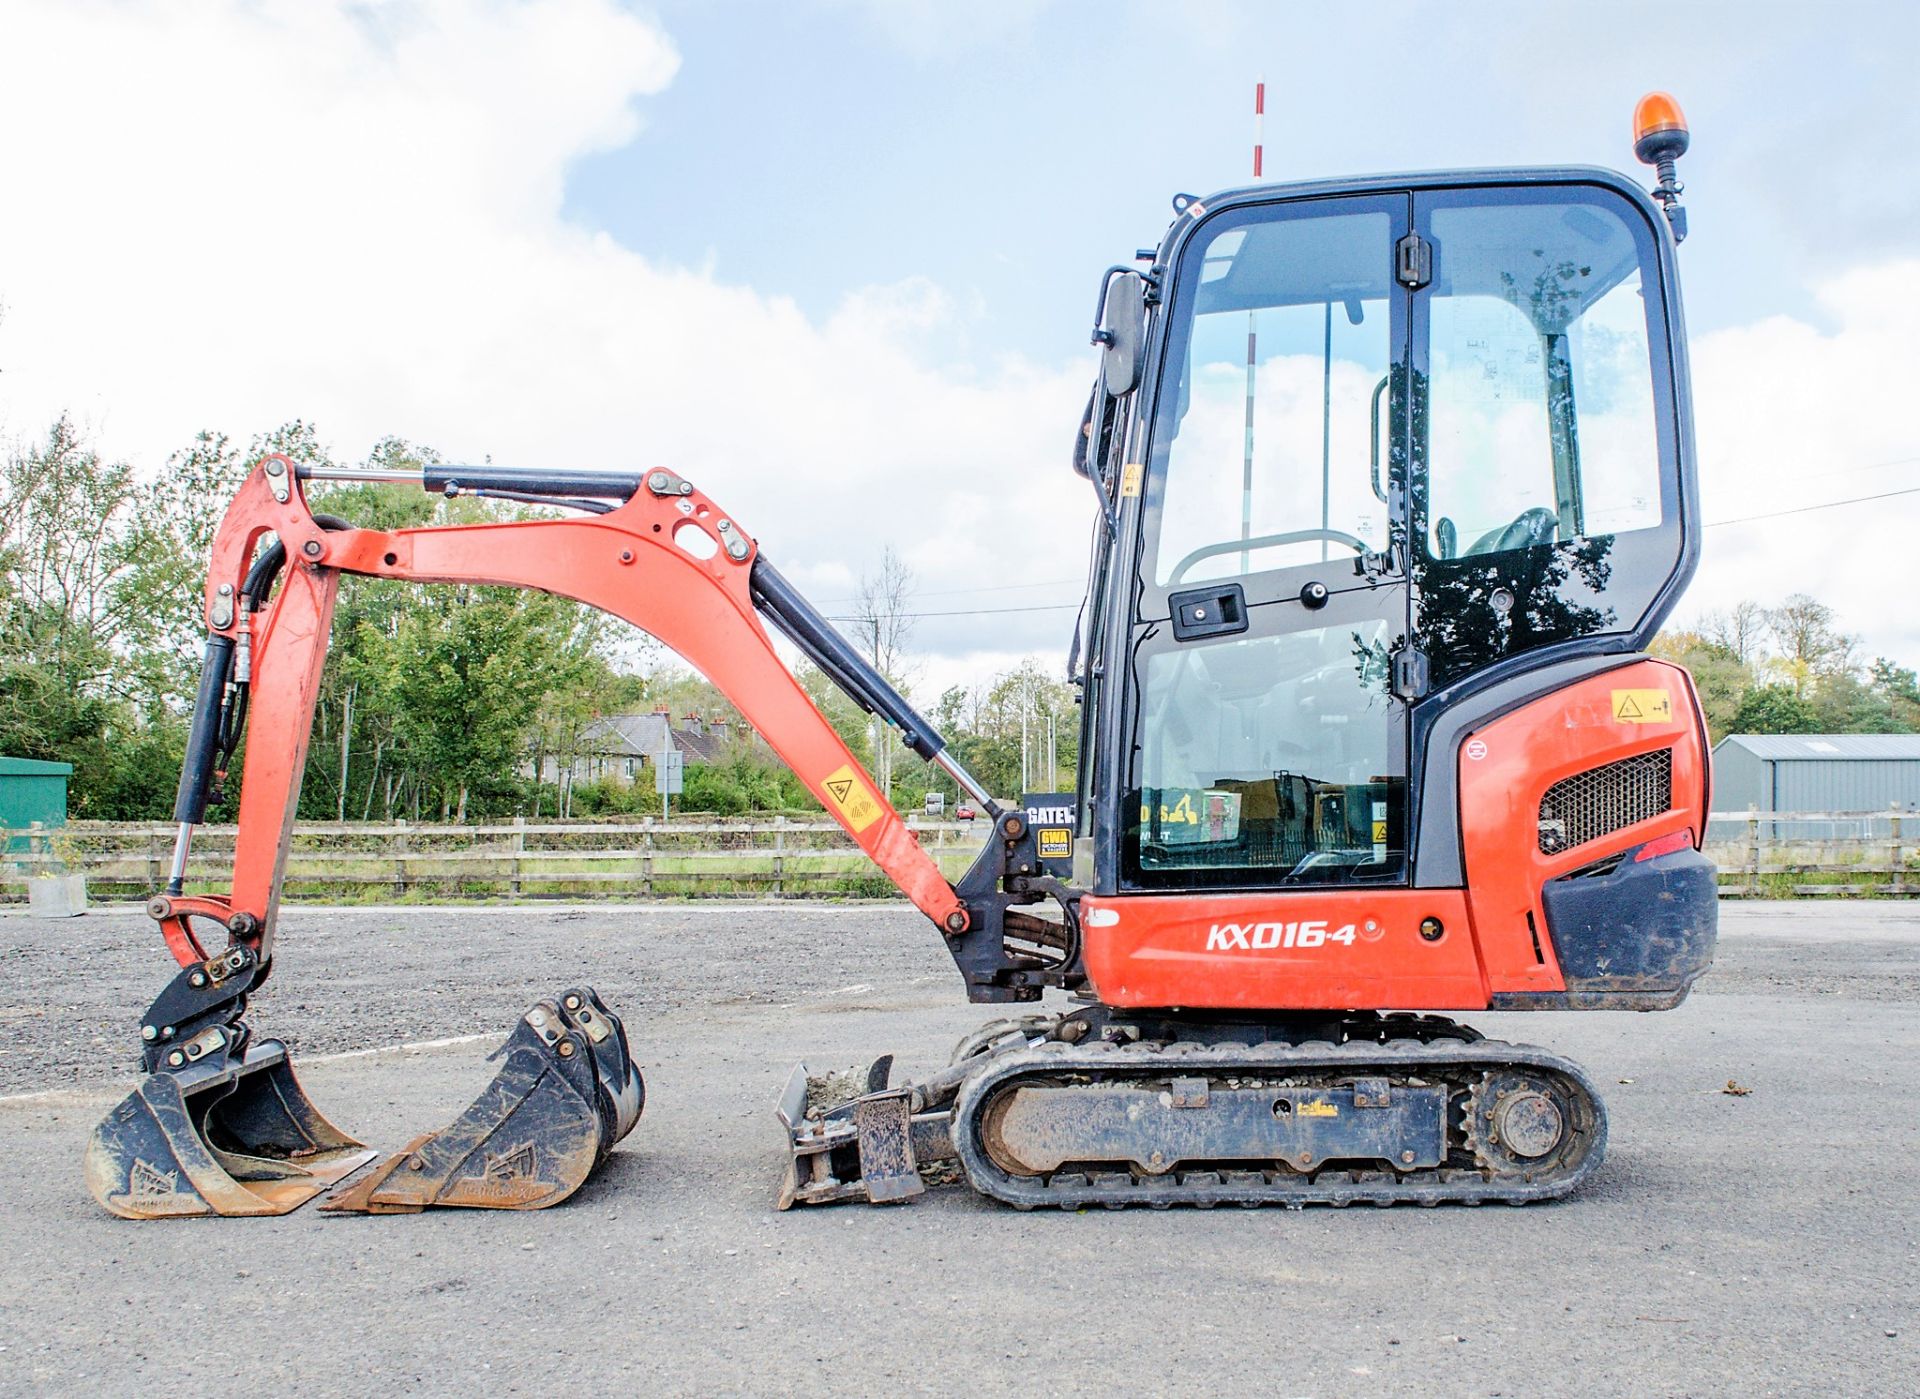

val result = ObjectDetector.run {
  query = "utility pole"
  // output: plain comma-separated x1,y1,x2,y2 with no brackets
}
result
1020,705,1029,793
337,682,353,823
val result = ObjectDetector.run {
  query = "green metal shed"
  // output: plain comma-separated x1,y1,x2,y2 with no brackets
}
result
1,756,74,851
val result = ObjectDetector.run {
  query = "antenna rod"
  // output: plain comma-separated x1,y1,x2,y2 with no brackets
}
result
1253,78,1265,179
1242,78,1264,571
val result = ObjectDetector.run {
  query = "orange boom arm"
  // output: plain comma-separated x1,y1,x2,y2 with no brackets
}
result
156,455,975,969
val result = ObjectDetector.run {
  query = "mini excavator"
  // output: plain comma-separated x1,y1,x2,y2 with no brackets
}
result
87,96,1716,1217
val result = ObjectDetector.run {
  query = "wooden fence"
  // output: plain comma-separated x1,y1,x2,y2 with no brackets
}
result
2,809,1913,902
1,816,988,902
1702,808,1914,898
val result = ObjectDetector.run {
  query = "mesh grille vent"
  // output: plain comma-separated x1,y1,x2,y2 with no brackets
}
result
1538,748,1673,855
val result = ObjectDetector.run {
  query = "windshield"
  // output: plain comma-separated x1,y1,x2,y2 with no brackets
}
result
1149,197,1400,588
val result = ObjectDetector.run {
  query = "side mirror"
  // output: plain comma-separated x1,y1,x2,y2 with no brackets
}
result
1092,269,1147,396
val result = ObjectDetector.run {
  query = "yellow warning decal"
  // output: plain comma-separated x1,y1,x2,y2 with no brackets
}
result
1611,689,1674,724
1371,819,1388,843
1297,1101,1339,1119
1119,462,1144,497
820,764,885,834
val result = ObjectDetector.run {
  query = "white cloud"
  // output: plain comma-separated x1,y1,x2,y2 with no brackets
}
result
1686,259,1920,664
0,0,1095,693
10,0,1908,709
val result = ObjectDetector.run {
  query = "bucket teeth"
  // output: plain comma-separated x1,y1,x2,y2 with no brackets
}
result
85,1039,375,1219
323,987,644,1214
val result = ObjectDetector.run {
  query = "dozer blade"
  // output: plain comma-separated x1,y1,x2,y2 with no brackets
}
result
775,1056,960,1209
85,1039,375,1219
325,987,643,1214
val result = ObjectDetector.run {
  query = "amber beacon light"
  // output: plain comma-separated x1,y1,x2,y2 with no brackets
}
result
1632,91,1690,241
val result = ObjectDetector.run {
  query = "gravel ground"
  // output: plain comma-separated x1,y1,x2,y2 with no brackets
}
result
1,899,1915,1396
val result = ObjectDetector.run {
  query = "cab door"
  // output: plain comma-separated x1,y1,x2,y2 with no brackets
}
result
1406,182,1686,694
1121,192,1417,891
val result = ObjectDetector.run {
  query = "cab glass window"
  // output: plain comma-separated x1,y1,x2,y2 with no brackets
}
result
1425,197,1662,560
1132,615,1405,886
1413,189,1676,691
1150,202,1396,588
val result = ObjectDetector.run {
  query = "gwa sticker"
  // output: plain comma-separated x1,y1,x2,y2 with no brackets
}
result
1206,920,1358,951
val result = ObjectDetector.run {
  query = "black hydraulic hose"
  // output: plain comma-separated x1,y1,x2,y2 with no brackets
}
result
172,634,235,826
242,540,286,606
239,513,352,606
217,681,249,766
177,513,358,824
461,488,616,515
748,556,944,764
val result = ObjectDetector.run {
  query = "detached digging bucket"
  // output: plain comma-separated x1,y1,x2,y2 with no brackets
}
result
324,988,643,1213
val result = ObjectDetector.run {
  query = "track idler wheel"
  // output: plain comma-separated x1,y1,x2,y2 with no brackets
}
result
325,987,643,1214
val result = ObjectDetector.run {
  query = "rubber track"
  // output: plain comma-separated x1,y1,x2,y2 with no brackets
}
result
948,1037,1607,1210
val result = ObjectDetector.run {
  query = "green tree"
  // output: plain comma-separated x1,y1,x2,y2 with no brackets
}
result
1651,630,1748,742
1863,658,1920,733
1766,593,1855,692
1730,682,1820,735
0,418,162,814
923,658,1079,804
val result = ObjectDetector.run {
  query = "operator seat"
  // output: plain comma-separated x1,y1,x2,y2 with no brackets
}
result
1464,506,1557,556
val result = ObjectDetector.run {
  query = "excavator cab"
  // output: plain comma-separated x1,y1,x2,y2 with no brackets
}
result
1084,170,1694,878
1065,163,1710,1019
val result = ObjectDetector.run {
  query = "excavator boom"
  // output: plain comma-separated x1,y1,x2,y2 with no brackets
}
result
172,457,975,959
88,453,1074,1218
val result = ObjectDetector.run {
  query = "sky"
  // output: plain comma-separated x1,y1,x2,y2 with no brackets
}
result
3,0,1919,701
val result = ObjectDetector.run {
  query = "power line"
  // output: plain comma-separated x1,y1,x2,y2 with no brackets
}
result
1707,483,1920,528
1817,450,1920,479
824,600,1080,622
813,476,1920,621
811,575,1084,609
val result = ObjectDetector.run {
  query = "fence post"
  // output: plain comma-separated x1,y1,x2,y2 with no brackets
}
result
146,826,162,889
642,817,654,898
510,814,526,897
393,818,408,898
1893,804,1905,897
1746,805,1761,897
773,815,785,898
